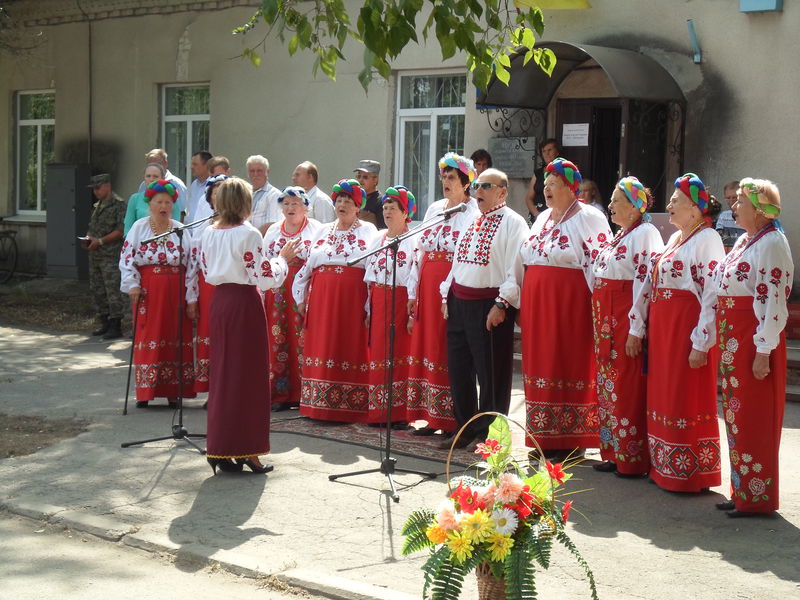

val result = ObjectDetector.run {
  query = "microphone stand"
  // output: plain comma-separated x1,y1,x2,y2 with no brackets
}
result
121,213,217,454
328,205,467,501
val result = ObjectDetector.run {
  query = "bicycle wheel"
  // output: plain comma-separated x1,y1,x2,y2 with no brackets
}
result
0,234,18,283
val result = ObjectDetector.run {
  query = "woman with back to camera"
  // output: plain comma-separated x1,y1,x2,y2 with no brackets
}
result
714,178,792,517
647,173,724,493
591,177,663,477
200,177,299,474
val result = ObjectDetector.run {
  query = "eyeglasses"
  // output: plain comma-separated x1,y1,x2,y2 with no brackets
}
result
470,181,505,191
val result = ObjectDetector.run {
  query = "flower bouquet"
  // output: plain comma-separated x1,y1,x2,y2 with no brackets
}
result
402,414,597,600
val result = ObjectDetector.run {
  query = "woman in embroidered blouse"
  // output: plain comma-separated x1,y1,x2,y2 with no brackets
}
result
647,173,724,493
293,179,378,422
591,177,664,476
405,153,479,436
120,179,196,409
363,186,418,426
200,177,299,475
263,186,323,413
713,179,792,517
519,158,611,460
123,163,180,236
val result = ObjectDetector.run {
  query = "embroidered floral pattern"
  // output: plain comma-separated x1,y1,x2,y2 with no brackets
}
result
456,212,504,266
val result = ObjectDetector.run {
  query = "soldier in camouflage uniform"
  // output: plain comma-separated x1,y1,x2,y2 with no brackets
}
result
85,173,127,339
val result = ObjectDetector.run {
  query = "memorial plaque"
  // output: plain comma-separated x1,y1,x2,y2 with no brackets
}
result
487,137,536,179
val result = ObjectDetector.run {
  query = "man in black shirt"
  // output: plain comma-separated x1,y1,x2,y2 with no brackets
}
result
354,160,386,229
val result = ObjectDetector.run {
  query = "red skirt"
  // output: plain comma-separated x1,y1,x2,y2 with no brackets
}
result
592,278,649,475
405,252,456,432
193,272,214,394
299,265,370,422
366,283,411,423
132,265,196,402
718,295,786,512
522,265,598,450
265,261,305,406
206,283,270,458
647,288,721,492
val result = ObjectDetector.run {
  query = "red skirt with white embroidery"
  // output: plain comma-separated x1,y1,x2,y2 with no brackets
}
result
405,253,456,432
299,265,370,422
592,278,649,475
132,265,196,402
717,295,786,512
265,262,305,406
193,271,214,394
522,265,598,450
206,283,270,458
647,288,721,492
366,283,411,423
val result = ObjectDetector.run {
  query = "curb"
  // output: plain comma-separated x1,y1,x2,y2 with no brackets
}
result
0,497,416,600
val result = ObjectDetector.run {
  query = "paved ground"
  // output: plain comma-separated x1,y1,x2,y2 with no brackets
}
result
1,323,799,599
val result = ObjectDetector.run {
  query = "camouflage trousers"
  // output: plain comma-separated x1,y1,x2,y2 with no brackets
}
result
89,249,125,319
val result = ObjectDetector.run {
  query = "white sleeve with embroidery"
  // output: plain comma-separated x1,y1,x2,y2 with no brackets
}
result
690,232,725,352
498,213,528,308
180,226,198,304
628,224,664,338
119,219,144,293
243,228,288,291
579,211,612,291
752,233,794,353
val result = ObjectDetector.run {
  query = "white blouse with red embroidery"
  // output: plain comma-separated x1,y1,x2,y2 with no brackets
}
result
592,222,664,338
200,222,289,291
263,217,323,263
291,220,379,306
651,227,725,352
440,204,529,307
119,217,193,301
363,231,419,288
185,219,215,304
520,204,612,291
406,198,479,300
713,227,793,353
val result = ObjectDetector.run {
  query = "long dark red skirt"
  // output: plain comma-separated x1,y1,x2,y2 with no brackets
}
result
522,265,598,450
206,283,270,459
133,265,196,402
265,262,305,406
718,295,786,512
647,288,721,492
193,272,214,394
405,252,456,432
299,266,370,422
592,278,650,474
366,283,410,423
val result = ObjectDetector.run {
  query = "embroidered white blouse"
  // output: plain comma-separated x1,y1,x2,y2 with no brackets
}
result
263,217,324,264
363,230,419,315
440,204,529,308
651,227,725,352
713,227,794,353
520,204,612,291
592,222,665,338
200,222,289,291
185,219,215,303
292,220,379,306
406,198,480,300
119,217,193,302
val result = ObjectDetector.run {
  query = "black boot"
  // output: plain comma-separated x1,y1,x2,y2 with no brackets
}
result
103,318,123,340
92,315,110,336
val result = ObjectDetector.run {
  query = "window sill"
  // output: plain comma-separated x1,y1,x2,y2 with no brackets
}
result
3,214,47,225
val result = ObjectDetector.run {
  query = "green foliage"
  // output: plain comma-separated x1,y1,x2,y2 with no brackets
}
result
527,521,554,569
556,529,599,600
233,0,554,92
429,558,467,600
401,507,436,555
504,542,538,600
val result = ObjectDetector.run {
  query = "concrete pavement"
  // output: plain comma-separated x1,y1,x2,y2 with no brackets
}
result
1,323,799,599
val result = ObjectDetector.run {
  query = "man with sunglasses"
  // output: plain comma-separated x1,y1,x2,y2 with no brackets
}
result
438,168,528,450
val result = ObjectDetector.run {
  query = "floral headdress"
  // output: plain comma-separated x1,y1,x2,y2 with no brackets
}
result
331,178,366,210
145,179,178,202
617,176,651,222
674,172,709,214
438,152,477,183
545,158,583,196
279,185,309,206
382,185,417,222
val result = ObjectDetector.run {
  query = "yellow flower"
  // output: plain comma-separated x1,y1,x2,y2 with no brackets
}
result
460,509,493,543
445,530,474,564
487,532,515,562
426,524,448,545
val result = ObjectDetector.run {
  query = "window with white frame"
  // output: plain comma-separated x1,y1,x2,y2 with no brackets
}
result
16,91,55,214
395,72,466,216
162,84,210,185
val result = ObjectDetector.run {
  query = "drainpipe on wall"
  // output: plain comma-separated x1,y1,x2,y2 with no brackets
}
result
687,19,702,64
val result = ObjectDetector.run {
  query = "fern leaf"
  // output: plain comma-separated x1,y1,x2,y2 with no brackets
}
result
503,543,537,600
527,522,554,569
422,546,451,598
556,530,599,600
430,559,466,600
402,508,436,555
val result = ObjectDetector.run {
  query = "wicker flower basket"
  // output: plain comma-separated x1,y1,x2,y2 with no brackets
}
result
476,561,506,600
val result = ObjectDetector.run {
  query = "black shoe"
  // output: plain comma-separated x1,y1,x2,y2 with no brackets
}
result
391,421,409,431
168,399,179,409
272,402,292,412
236,458,274,474
614,470,648,479
136,401,148,408
208,458,243,475
716,500,735,511
592,461,617,473
437,434,474,450
92,315,110,336
727,510,760,519
411,426,439,437
202,401,208,410
102,318,123,340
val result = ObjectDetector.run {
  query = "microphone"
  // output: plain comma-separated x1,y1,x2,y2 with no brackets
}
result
441,203,467,218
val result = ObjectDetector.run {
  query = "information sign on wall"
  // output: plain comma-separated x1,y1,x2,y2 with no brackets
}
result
487,137,536,179
562,123,590,147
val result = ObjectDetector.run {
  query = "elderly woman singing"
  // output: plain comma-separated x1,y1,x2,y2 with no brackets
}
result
591,177,663,476
714,179,793,517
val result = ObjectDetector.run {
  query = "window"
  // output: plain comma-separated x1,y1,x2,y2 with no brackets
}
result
395,72,466,216
161,84,210,184
16,91,55,214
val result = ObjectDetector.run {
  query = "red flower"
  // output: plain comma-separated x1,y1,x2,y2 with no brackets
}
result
738,262,750,273
546,461,566,484
771,267,782,278
451,482,484,514
513,485,535,520
598,233,607,242
474,438,502,459
756,283,768,294
672,260,684,271
243,251,254,262
562,500,573,523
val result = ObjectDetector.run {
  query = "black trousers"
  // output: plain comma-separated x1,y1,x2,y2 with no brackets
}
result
446,294,516,441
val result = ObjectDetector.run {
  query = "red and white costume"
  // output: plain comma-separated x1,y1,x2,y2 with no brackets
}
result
185,218,214,394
